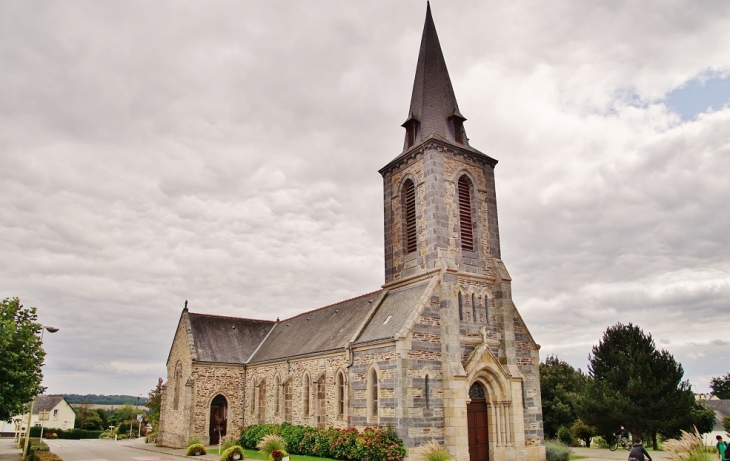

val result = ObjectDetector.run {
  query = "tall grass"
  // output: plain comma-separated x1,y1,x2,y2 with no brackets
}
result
256,434,286,458
410,440,450,461
664,428,712,461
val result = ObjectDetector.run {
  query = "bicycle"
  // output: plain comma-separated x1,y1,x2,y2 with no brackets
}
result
609,436,632,451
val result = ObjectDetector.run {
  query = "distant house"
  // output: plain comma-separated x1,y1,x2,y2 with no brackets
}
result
701,398,730,432
0,396,76,434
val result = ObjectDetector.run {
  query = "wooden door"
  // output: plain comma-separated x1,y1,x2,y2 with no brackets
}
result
467,398,489,461
209,395,227,445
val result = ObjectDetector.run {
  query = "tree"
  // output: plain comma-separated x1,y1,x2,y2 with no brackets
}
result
540,355,588,439
710,374,730,399
146,378,163,430
579,323,695,450
111,404,141,425
0,298,47,421
75,404,104,430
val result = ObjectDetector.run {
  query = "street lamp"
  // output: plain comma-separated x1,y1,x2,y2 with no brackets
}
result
22,325,59,461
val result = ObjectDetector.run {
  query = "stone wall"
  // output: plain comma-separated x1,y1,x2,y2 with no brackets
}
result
244,353,350,429
190,363,245,444
158,315,194,448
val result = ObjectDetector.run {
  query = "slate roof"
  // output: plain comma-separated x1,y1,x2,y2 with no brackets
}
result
704,399,730,416
404,3,466,147
33,396,66,414
187,313,274,364
183,281,435,365
249,290,385,363
356,281,432,344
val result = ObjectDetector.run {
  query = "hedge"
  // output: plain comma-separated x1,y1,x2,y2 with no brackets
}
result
29,428,104,440
239,423,406,461
34,452,63,461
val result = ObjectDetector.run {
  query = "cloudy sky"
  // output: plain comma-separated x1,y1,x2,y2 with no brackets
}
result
2,1,729,397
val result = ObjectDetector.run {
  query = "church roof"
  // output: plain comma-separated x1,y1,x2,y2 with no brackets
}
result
249,290,384,363
187,312,274,364
248,281,433,363
404,2,466,146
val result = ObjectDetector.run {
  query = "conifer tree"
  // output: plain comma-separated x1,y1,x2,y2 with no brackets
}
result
579,323,695,449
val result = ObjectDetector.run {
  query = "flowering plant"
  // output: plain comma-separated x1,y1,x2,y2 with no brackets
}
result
270,449,284,461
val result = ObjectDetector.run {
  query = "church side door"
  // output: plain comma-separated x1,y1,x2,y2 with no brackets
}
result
209,394,227,445
467,383,489,461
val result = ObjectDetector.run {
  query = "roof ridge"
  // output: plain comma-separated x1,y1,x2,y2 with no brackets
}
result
282,289,383,322
188,311,276,323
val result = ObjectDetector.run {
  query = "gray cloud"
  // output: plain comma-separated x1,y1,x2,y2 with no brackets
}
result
1,0,729,395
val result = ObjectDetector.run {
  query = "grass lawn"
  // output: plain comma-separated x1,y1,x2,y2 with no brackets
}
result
570,456,588,460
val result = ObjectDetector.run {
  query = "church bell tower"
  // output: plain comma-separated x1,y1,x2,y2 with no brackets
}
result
380,2,501,285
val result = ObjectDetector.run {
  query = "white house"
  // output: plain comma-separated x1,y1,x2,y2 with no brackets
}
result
1,396,76,434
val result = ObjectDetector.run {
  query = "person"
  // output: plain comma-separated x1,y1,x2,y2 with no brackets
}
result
616,426,630,447
628,438,652,461
716,435,728,461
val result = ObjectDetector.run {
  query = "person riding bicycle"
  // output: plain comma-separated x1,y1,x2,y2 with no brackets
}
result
616,426,630,445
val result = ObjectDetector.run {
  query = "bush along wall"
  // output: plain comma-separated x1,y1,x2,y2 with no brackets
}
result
29,427,104,440
239,423,406,461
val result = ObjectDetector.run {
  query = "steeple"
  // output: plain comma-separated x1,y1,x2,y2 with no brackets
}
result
402,2,468,151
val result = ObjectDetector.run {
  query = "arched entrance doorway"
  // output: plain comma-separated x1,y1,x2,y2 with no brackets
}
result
467,382,489,461
209,394,227,445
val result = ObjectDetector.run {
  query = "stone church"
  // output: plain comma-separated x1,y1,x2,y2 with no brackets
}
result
158,5,545,461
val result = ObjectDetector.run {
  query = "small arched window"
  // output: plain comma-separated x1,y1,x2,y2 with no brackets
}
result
367,368,379,420
458,175,474,251
458,292,464,321
337,371,346,418
402,179,417,254
472,293,477,323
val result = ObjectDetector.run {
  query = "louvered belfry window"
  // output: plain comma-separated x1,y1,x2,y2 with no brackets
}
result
458,175,474,251
403,179,417,254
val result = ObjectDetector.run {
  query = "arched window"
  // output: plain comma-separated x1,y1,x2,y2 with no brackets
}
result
274,375,280,416
367,368,379,421
472,293,477,323
250,380,256,414
257,379,266,423
402,179,417,254
336,371,346,418
173,361,182,410
458,292,464,321
458,175,474,251
424,375,430,410
283,380,292,423
302,374,310,421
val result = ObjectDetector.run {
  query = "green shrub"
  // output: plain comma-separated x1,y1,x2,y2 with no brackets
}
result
186,443,206,456
220,445,245,461
239,424,279,450
570,420,596,447
545,441,570,461
593,436,609,449
26,440,49,461
557,426,575,447
723,415,730,433
34,452,63,461
279,423,306,453
352,426,406,461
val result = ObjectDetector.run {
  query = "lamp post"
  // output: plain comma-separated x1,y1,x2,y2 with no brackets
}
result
22,325,59,461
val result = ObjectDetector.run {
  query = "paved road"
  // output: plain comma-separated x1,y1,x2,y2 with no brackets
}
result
40,439,181,461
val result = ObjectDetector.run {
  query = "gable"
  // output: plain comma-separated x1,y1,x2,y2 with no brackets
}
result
188,313,274,363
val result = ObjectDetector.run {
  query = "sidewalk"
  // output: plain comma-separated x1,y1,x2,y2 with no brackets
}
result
122,438,220,460
0,438,22,461
572,446,672,461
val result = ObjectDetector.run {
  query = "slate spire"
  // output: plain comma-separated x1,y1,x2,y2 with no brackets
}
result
403,2,467,150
